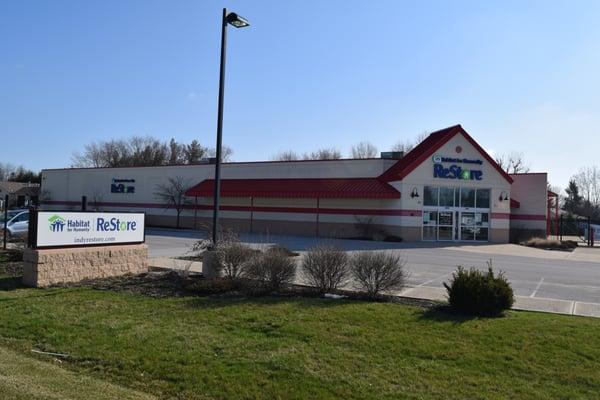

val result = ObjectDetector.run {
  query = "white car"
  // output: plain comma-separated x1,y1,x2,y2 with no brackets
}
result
3,211,29,240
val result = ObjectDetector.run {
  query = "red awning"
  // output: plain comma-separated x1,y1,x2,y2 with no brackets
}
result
185,178,401,199
510,198,521,209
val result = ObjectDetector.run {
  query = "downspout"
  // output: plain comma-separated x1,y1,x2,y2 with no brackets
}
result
555,195,559,237
194,196,198,230
250,196,254,233
316,197,320,237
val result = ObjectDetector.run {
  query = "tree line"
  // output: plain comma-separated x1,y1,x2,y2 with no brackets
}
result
563,166,600,219
0,162,41,183
71,137,233,168
272,132,430,161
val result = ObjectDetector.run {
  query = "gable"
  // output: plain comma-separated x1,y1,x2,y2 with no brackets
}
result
379,125,513,185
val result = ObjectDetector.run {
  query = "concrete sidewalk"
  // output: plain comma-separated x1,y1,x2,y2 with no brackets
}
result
149,256,600,318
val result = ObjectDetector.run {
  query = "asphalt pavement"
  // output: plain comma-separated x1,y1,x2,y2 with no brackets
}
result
146,227,600,308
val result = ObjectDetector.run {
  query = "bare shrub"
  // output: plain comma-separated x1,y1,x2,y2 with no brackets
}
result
244,248,297,292
302,245,349,293
191,229,256,279
350,251,407,298
216,241,256,279
521,237,578,251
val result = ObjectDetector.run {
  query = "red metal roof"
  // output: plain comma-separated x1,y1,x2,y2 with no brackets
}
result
379,125,514,184
185,178,401,199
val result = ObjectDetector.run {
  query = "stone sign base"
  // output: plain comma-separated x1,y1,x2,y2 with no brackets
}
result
23,244,148,288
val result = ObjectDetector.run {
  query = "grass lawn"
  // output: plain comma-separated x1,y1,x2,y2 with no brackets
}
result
0,268,600,399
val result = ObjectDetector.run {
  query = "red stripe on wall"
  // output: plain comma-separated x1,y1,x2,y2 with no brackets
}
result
41,200,423,217
491,213,546,221
510,214,546,221
491,213,510,219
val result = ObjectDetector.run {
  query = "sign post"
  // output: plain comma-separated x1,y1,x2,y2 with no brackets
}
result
2,194,7,250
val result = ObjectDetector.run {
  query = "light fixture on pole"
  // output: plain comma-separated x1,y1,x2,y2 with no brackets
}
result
212,8,250,245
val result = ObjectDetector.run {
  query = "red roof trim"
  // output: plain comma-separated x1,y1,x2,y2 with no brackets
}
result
510,198,521,209
379,125,513,184
184,178,401,199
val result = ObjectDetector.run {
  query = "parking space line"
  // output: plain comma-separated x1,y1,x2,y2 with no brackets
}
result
530,277,545,298
416,272,453,288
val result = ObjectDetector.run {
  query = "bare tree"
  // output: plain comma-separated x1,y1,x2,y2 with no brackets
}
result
391,140,414,154
272,150,300,161
494,152,530,174
572,166,600,206
154,177,193,228
391,131,430,154
351,141,378,159
303,148,342,160
0,162,17,181
207,146,234,162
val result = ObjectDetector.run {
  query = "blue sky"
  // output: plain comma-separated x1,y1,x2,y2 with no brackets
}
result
1,0,599,189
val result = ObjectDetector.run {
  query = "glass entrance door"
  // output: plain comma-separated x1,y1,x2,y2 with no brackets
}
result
438,211,454,241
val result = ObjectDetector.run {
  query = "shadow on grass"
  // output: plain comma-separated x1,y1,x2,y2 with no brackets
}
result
184,295,353,310
418,305,508,324
0,276,24,291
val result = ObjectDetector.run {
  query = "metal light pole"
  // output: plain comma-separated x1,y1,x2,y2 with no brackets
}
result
211,8,250,245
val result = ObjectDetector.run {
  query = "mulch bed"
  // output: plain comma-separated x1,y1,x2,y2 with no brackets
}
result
49,271,439,309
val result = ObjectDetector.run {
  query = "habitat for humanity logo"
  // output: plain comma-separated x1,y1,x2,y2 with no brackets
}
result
48,215,66,232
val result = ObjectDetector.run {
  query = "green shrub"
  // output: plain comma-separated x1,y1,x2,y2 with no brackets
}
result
444,262,514,316
301,244,349,294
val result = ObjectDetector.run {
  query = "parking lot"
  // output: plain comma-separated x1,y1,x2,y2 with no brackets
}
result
146,228,600,305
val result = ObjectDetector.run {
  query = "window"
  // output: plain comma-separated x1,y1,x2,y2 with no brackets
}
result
476,213,489,227
460,188,475,208
476,228,489,241
14,212,28,223
476,189,490,209
439,187,454,207
424,186,439,206
423,211,438,225
423,226,437,241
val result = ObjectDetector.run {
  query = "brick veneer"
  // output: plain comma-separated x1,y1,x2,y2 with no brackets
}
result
22,244,148,288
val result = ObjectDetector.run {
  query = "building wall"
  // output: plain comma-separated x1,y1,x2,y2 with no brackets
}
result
41,134,546,244
41,159,402,239
509,173,548,241
393,133,512,242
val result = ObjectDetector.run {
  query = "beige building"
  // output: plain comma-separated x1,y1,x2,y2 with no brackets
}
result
41,125,550,243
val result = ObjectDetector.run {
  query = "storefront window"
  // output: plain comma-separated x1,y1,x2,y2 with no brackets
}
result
476,189,490,209
460,188,475,208
438,226,453,240
461,226,475,241
423,226,437,241
439,187,454,207
476,228,489,241
424,186,438,206
476,213,489,227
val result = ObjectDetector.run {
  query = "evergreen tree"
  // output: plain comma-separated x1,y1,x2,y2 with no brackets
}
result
563,179,583,214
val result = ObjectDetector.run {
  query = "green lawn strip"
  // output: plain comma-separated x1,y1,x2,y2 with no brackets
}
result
0,344,155,400
0,283,599,399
